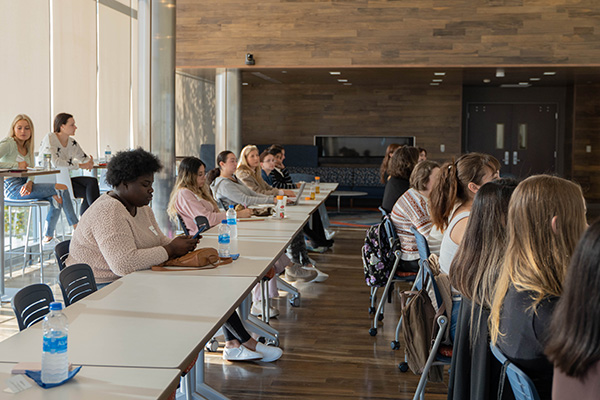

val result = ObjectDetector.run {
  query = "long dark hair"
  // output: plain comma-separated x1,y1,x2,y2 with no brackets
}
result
380,143,402,183
546,220,600,378
206,150,233,185
388,146,419,180
449,178,518,339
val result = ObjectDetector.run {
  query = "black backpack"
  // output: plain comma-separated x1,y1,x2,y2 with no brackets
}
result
361,214,398,287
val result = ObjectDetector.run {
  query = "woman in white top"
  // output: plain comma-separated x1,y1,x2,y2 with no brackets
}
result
38,113,100,215
390,160,440,271
429,152,500,341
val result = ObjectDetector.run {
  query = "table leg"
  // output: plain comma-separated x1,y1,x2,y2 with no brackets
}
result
189,349,230,400
337,195,341,213
1,176,5,299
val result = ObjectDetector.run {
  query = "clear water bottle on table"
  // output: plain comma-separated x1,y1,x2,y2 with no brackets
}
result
218,220,231,258
41,302,69,384
104,145,112,163
226,205,239,260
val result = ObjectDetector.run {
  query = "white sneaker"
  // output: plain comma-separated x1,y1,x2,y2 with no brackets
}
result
251,302,280,318
303,265,329,282
223,346,263,361
325,229,336,240
42,237,58,251
255,342,283,362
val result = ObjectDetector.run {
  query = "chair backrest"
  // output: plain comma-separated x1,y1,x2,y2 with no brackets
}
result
410,226,431,263
490,344,541,400
59,263,98,306
177,214,190,235
11,284,55,331
378,206,388,217
54,239,71,271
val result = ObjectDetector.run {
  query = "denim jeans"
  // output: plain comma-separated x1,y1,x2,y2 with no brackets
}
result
4,177,79,237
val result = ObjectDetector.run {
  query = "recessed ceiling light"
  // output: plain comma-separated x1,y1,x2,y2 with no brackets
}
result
432,79,443,82
242,82,249,86
483,79,491,83
343,83,352,86
281,71,287,74
543,71,556,75
530,77,541,81
329,71,341,75
337,79,348,82
496,68,505,78
430,83,440,86
519,82,529,85
434,72,446,76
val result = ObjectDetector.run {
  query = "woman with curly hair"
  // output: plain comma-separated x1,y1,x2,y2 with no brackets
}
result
379,143,402,184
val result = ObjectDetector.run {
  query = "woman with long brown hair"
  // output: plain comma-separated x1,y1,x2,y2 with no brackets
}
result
381,146,420,214
379,143,402,184
489,175,587,399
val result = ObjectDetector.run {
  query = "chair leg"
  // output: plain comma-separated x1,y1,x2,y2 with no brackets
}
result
36,205,44,283
372,255,402,332
23,206,33,276
8,206,13,278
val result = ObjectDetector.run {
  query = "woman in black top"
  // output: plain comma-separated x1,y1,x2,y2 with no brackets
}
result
381,146,419,214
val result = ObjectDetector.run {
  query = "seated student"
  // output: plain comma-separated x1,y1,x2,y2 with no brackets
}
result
390,160,440,272
379,143,402,184
381,146,419,214
169,156,316,317
447,178,518,400
489,175,587,399
1,114,79,247
418,147,427,162
38,113,100,216
546,220,600,400
66,149,282,362
236,145,295,198
267,144,333,249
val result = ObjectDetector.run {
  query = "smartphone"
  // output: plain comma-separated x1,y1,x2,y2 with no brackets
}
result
192,224,207,240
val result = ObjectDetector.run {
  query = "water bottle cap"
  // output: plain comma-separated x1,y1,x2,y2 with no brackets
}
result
229,205,234,209
222,220,227,224
49,302,63,311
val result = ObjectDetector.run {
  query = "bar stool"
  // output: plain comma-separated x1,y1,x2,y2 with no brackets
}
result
5,199,51,282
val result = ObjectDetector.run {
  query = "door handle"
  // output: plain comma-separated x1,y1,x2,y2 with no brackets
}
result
513,151,520,165
502,151,509,166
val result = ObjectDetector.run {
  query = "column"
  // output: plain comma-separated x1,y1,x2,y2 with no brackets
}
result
215,68,242,157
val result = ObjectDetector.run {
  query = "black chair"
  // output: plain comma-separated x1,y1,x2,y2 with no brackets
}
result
177,214,190,235
11,283,55,331
59,263,98,306
54,239,71,271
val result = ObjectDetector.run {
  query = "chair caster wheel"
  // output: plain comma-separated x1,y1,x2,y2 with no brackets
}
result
290,296,300,307
391,341,400,350
399,362,409,372
378,314,384,321
205,338,219,352
368,306,376,314
369,328,377,336
267,338,280,347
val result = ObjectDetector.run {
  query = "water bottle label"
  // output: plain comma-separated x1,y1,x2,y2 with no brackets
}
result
43,335,67,354
227,218,237,225
218,234,230,244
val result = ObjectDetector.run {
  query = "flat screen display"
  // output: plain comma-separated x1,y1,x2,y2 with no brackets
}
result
315,136,415,158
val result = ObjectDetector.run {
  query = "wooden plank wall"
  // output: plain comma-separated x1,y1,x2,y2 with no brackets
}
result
572,84,600,201
241,82,463,162
177,0,600,68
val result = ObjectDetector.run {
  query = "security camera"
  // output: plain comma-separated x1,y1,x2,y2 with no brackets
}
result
245,53,255,65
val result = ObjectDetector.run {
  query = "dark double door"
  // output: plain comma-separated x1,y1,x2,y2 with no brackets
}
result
466,103,557,178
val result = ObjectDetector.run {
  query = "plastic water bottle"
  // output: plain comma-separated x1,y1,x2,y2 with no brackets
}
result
218,220,230,258
276,196,285,219
315,176,321,194
226,206,239,260
104,145,112,163
41,302,69,384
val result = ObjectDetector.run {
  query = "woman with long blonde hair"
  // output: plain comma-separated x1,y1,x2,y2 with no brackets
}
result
489,175,587,399
236,145,294,197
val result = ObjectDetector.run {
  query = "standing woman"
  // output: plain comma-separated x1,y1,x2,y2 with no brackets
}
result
1,114,78,246
38,113,100,215
381,146,420,214
379,143,402,184
489,175,587,399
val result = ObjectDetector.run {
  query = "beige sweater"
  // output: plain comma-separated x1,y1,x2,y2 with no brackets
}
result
236,168,280,196
66,194,171,283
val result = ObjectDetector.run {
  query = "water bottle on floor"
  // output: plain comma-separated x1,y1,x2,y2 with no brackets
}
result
41,302,69,384
218,220,231,258
226,206,239,260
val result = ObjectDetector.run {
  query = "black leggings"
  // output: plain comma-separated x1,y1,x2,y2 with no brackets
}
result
71,176,100,215
303,209,330,246
222,311,252,344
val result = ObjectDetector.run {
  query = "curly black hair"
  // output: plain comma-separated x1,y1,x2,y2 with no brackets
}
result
105,148,162,187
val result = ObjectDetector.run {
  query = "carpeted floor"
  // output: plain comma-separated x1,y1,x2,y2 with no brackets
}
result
327,207,382,228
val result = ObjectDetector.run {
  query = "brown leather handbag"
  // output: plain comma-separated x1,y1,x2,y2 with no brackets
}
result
151,247,233,271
